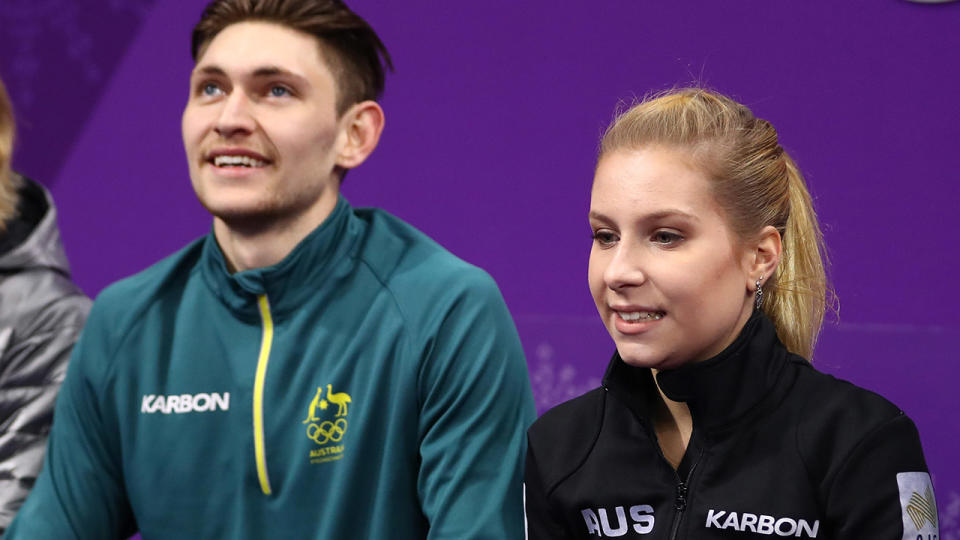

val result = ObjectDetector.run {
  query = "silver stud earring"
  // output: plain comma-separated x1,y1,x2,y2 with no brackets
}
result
755,276,764,310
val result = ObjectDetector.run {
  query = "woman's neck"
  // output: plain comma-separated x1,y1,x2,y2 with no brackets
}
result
652,370,692,470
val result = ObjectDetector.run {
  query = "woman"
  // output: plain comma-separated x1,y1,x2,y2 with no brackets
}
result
0,77,91,534
524,89,936,539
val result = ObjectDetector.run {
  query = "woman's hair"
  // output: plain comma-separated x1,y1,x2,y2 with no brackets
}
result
0,77,21,230
599,88,829,359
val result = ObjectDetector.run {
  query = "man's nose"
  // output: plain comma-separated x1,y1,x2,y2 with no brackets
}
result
214,91,255,138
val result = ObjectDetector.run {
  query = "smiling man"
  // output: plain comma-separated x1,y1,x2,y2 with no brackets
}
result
6,1,535,538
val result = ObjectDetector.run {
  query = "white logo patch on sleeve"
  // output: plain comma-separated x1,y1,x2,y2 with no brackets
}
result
897,472,939,540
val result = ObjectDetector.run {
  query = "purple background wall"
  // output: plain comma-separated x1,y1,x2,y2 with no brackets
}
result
2,0,958,533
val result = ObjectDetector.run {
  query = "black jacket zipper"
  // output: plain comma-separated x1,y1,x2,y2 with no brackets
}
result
668,451,700,540
603,384,703,539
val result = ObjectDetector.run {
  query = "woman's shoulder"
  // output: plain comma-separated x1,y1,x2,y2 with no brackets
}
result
527,387,608,489
790,358,904,427
789,359,923,481
530,387,607,438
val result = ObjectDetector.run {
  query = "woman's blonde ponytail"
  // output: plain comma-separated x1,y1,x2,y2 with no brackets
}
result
762,154,827,359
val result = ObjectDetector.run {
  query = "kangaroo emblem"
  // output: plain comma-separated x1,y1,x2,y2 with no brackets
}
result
326,384,351,417
301,387,327,424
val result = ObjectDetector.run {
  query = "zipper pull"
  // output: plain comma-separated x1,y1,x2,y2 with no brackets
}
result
675,481,688,511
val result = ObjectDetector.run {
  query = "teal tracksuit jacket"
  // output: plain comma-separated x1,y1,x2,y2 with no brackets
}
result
6,197,536,539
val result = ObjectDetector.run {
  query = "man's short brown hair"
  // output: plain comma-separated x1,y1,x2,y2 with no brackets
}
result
191,0,392,116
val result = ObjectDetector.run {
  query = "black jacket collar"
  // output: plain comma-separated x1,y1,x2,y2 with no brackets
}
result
602,311,793,431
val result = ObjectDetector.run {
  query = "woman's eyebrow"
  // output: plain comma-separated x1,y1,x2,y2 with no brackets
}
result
589,209,700,222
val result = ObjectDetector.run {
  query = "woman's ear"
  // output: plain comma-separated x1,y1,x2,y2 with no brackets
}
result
748,225,782,289
335,100,385,170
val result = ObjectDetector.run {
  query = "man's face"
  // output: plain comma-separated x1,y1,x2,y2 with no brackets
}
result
182,21,345,227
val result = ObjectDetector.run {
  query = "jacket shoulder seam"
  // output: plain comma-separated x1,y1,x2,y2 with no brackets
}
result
823,411,906,499
543,389,608,498
91,269,201,395
352,254,414,339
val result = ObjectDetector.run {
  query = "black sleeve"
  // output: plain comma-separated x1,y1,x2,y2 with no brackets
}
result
824,414,939,539
524,438,575,540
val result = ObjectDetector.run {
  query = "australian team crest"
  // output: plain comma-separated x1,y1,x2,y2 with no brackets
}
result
302,383,352,464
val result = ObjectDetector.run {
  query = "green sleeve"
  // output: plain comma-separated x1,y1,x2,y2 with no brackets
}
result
415,270,536,539
5,301,137,539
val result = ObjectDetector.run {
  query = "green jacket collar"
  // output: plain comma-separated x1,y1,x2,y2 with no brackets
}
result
200,196,358,321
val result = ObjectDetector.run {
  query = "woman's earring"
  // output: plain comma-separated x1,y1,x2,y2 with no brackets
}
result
755,276,764,310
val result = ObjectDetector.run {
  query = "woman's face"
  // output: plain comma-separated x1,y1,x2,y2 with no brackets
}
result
588,147,756,371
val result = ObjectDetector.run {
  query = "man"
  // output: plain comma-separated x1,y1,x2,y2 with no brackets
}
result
6,1,535,538
0,78,91,533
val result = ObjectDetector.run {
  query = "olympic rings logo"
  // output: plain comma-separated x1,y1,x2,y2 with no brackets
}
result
307,418,347,445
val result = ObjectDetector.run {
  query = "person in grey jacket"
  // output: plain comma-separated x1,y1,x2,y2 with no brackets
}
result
0,77,91,533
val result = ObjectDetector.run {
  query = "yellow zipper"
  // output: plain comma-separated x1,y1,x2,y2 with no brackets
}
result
253,294,274,495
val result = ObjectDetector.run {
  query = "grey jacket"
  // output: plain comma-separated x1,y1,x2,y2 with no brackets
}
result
0,175,90,533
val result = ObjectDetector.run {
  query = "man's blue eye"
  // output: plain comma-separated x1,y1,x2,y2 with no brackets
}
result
202,83,221,96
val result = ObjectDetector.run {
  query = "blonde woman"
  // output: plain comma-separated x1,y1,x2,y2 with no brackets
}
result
524,89,936,539
0,78,90,533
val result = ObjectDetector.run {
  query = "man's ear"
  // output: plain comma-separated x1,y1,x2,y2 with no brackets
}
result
748,225,783,289
336,100,384,170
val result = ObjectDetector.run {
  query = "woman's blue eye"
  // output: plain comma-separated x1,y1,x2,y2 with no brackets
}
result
270,86,290,97
592,230,618,246
202,83,222,96
653,231,682,244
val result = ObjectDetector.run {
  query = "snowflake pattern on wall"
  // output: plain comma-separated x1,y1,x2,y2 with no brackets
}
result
941,490,960,540
0,0,157,182
0,0,149,106
529,341,601,414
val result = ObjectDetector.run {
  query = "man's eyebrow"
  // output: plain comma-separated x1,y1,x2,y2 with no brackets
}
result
191,65,307,83
192,65,227,78
251,66,298,78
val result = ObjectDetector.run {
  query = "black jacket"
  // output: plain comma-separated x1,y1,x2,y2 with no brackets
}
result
524,312,937,539
0,175,90,533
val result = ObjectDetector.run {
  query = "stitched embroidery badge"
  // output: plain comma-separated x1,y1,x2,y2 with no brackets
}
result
897,472,939,540
302,383,352,464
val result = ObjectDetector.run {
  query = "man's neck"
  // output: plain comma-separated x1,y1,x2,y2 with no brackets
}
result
213,194,339,274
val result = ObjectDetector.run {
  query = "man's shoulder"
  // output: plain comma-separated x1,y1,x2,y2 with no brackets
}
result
353,206,498,297
93,236,207,322
350,207,509,337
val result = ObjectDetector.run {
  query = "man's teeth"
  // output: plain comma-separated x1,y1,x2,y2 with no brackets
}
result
618,311,663,321
213,155,266,167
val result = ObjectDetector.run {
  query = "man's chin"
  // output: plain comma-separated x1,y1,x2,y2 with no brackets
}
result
201,200,287,232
